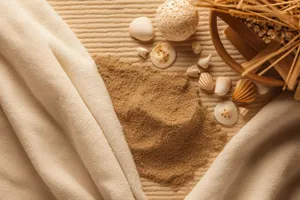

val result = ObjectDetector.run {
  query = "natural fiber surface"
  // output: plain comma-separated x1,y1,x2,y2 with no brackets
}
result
48,0,277,199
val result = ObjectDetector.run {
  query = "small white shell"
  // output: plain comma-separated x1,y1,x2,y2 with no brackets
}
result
191,42,202,54
238,107,249,117
186,65,202,78
214,101,238,126
214,77,231,96
198,53,212,69
129,17,155,41
198,72,214,91
150,43,176,69
254,81,269,95
137,47,149,59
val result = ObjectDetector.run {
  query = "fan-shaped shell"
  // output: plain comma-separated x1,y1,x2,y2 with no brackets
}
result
198,72,214,91
232,79,257,103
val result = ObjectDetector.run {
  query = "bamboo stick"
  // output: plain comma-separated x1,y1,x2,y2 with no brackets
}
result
294,81,300,100
258,43,300,76
242,40,300,76
283,46,300,90
287,54,300,90
242,40,281,72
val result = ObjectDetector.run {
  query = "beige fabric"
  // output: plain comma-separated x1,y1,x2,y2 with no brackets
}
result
47,0,278,199
186,92,300,200
0,1,146,200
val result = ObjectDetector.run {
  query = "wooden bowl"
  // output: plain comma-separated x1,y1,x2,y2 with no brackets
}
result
209,9,285,87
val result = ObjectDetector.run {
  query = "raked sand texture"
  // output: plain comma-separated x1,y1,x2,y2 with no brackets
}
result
48,1,277,199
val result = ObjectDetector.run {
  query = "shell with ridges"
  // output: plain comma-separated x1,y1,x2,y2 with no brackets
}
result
232,79,257,103
198,72,214,91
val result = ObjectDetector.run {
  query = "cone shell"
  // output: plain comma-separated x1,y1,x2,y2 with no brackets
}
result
232,79,257,103
198,72,214,91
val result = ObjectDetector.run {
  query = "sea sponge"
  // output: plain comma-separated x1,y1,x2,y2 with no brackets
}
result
156,0,199,41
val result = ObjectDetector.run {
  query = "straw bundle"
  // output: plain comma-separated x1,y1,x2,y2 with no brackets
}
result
193,0,300,90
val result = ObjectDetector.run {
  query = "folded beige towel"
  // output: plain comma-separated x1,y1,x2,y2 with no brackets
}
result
0,1,146,200
185,92,300,200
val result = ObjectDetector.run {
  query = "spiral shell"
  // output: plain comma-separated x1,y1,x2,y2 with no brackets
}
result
232,79,257,103
198,72,214,91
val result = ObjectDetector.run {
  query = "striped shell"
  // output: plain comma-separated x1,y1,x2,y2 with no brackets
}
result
232,79,257,103
198,72,214,91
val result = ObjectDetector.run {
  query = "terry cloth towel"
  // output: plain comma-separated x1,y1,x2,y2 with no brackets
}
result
185,92,300,200
0,0,147,200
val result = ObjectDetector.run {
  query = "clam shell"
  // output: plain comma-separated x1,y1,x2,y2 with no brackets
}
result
137,47,149,59
186,65,202,78
232,79,257,103
214,77,231,96
198,72,214,91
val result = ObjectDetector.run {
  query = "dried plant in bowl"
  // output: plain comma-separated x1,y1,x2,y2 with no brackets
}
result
192,0,300,100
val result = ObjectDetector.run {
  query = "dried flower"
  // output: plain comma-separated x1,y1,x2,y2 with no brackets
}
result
274,24,282,31
254,25,260,33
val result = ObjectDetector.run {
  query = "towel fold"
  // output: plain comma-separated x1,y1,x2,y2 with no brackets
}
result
0,1,146,200
185,92,300,200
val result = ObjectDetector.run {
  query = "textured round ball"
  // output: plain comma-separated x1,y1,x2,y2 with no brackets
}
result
156,0,199,41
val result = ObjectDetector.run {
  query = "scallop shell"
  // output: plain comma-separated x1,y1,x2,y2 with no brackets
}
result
232,79,257,103
198,72,214,91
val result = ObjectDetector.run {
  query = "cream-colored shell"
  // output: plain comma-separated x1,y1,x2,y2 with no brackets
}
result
186,65,202,78
191,42,202,54
129,17,154,41
238,107,249,116
198,53,212,69
156,0,199,41
137,47,149,59
198,72,214,91
254,81,269,95
150,43,176,69
232,79,257,103
214,77,231,96
214,101,238,126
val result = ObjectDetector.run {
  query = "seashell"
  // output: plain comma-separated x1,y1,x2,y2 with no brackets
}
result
129,17,155,41
254,81,269,95
232,79,257,103
238,107,249,117
150,43,176,69
214,77,231,96
156,0,199,41
137,47,149,59
198,53,212,69
214,101,238,126
186,65,202,78
198,72,214,91
191,42,202,54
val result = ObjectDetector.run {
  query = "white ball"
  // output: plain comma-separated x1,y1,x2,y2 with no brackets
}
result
156,0,199,41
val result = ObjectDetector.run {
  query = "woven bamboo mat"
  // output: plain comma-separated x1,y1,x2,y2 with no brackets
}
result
48,0,277,199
